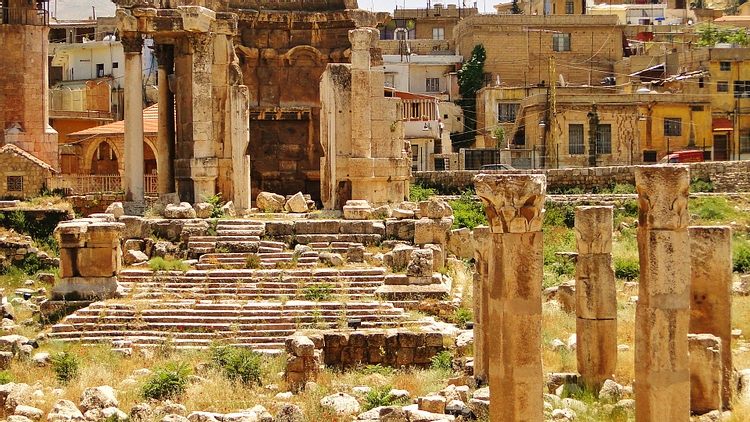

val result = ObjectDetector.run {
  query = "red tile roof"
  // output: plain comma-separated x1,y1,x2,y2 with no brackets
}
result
67,104,159,138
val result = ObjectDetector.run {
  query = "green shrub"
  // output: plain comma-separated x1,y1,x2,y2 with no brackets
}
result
690,178,715,193
50,352,80,384
302,283,334,301
209,346,263,386
454,308,473,329
614,257,640,280
614,200,639,221
611,183,636,194
0,370,13,384
691,197,734,221
409,184,438,202
429,350,453,371
363,385,408,411
449,190,487,230
734,240,750,273
544,202,575,228
141,361,191,400
202,193,226,218
361,364,394,376
244,254,261,269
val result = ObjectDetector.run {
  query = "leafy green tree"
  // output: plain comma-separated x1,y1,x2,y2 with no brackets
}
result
696,24,749,47
453,44,486,148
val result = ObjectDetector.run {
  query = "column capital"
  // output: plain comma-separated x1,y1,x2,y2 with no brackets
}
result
189,32,214,58
348,27,377,52
474,174,546,234
635,165,690,230
121,33,144,54
153,44,175,67
575,205,613,254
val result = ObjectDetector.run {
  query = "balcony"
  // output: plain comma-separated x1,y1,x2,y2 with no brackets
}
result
1,4,49,26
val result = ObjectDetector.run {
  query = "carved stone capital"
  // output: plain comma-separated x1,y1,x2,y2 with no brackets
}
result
635,165,690,230
189,33,214,65
153,44,174,68
348,28,377,52
575,206,613,255
474,174,546,234
121,34,144,54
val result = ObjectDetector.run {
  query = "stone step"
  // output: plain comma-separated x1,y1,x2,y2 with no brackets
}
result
216,220,265,227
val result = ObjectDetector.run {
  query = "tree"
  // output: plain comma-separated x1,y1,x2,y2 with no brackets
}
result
511,0,522,14
696,23,749,47
452,44,486,149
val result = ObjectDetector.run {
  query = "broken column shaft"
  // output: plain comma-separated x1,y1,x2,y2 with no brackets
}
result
634,165,691,421
475,174,545,422
574,206,616,389
471,225,490,384
689,226,732,410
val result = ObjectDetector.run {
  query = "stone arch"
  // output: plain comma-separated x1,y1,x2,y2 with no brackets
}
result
88,139,120,175
284,45,324,67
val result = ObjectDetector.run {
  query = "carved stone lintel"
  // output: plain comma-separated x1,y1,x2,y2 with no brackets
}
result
122,34,144,54
635,165,690,230
474,174,547,234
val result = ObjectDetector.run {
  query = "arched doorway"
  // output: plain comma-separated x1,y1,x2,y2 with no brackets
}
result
90,141,119,174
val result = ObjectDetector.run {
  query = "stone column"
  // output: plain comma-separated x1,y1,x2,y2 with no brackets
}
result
574,206,616,389
474,174,545,422
634,165,691,422
122,34,145,208
154,44,176,195
688,333,723,414
689,226,732,408
348,28,374,159
188,33,217,202
472,225,491,385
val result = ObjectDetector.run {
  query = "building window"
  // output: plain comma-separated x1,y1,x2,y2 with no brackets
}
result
497,103,520,122
112,62,118,69
553,34,571,52
432,27,445,40
664,118,682,137
426,78,440,92
384,74,395,88
720,61,731,71
569,124,584,155
742,132,750,154
7,176,22,192
565,1,574,13
691,105,704,111
717,81,729,93
596,124,612,154
735,80,750,98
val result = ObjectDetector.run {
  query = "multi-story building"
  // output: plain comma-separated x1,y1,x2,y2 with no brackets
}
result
476,85,712,168
454,15,624,88
378,3,478,41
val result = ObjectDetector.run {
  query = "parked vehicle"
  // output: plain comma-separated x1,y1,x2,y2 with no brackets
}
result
659,150,704,164
479,163,516,171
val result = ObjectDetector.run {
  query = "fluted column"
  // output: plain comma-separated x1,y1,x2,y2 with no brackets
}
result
122,33,145,207
154,44,176,195
634,165,691,421
474,174,546,422
574,206,616,389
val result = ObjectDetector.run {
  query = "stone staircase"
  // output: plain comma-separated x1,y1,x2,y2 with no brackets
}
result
47,299,409,351
47,266,418,351
187,220,265,255
194,250,319,270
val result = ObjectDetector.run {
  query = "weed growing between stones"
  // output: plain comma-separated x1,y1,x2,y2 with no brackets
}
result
362,384,408,411
429,350,453,371
148,257,188,273
302,283,334,301
448,190,487,230
209,346,263,386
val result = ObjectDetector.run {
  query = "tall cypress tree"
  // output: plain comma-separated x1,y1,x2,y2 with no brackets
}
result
453,44,486,149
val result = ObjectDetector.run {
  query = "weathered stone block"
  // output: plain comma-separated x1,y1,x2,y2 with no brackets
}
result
635,165,690,230
637,229,691,309
385,219,415,241
576,318,617,386
689,333,722,414
294,220,340,235
76,247,117,278
574,206,613,255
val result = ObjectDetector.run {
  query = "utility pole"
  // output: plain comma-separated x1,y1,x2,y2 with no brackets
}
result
588,103,598,167
550,56,557,167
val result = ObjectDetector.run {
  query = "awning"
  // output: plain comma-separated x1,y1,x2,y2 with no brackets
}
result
629,63,665,77
712,117,734,132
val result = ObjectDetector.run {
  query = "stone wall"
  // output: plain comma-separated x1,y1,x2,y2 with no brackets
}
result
320,331,445,369
413,161,750,193
0,151,55,199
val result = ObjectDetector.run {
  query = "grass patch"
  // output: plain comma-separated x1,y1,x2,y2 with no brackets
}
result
302,283,334,301
148,257,188,272
409,184,438,202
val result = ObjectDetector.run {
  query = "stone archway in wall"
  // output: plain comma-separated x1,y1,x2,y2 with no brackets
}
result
89,140,120,175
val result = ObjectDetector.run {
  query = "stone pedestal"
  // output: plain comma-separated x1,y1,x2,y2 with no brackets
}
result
474,174,545,422
52,221,125,300
634,165,691,422
574,206,616,389
285,335,321,393
472,225,490,384
689,226,732,409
